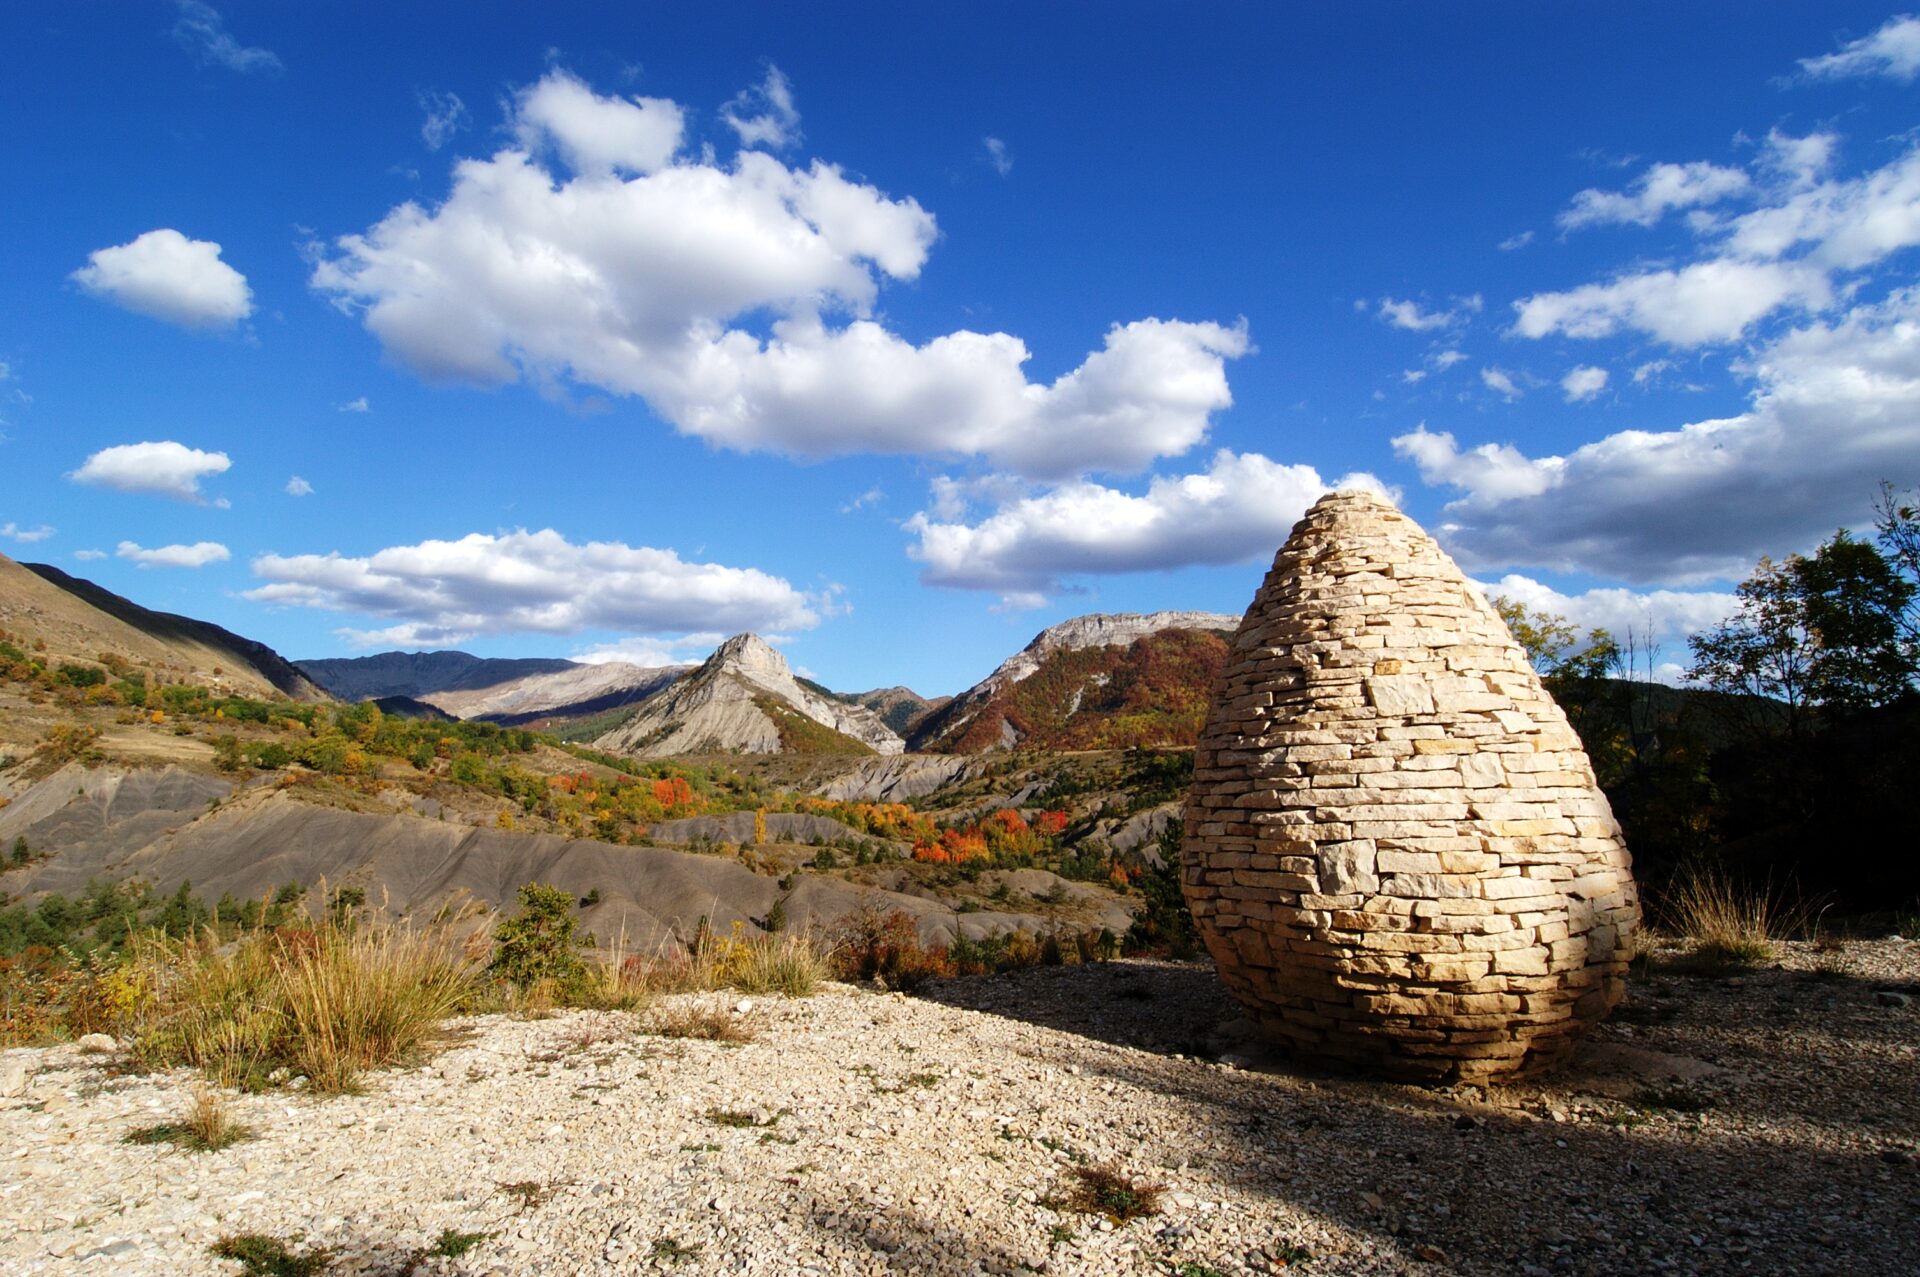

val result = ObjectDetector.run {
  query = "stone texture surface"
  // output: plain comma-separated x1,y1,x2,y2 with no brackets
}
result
1182,490,1639,1083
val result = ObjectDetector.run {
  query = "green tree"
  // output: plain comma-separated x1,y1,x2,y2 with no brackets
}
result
487,882,588,989
1689,530,1916,724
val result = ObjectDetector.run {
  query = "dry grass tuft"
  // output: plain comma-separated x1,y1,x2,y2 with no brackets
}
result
1660,867,1818,974
644,1000,754,1043
123,921,474,1092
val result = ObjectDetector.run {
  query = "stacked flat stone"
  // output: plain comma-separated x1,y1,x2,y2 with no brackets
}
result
1182,490,1638,1083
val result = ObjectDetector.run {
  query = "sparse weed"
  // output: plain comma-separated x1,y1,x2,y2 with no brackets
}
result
497,1180,554,1213
1065,1164,1164,1223
424,1228,490,1260
125,1086,250,1152
208,1232,331,1276
649,1237,704,1264
1633,1085,1716,1113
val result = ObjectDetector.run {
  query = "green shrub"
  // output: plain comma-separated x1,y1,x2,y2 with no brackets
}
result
487,883,588,991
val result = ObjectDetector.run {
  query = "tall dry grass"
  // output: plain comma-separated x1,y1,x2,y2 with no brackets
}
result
123,922,474,1092
1660,866,1820,972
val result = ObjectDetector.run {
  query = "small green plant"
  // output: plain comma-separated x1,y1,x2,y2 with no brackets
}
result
498,1180,554,1213
209,1232,332,1276
425,1228,490,1260
1066,1164,1164,1223
649,1237,704,1264
1167,1264,1232,1277
125,1087,250,1152
1049,1224,1076,1245
488,883,589,990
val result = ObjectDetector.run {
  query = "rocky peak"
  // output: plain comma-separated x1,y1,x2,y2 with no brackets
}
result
981,610,1241,695
706,632,789,681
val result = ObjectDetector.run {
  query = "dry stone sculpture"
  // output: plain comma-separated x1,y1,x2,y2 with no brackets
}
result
1183,490,1638,1083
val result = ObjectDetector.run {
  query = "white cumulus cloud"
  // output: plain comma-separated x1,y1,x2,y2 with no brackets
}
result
117,540,230,569
72,229,252,328
310,69,1249,479
1561,365,1609,402
0,522,54,543
906,450,1386,604
1477,573,1739,663
1402,285,1920,582
1511,258,1830,347
70,441,231,504
1799,14,1920,81
246,528,820,647
514,69,684,175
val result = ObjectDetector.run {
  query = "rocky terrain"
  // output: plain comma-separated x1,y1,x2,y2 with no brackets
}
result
593,635,904,759
2,941,1915,1276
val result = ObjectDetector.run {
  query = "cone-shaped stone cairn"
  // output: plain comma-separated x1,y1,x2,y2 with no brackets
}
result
1182,491,1638,1083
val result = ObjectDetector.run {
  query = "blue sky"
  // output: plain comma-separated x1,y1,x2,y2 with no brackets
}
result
4,3,1919,695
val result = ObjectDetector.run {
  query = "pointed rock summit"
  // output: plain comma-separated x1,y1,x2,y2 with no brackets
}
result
592,633,904,758
1183,491,1639,1083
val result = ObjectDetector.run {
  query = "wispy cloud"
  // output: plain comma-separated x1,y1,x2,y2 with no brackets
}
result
418,89,468,151
172,1,281,75
983,136,1011,176
336,396,369,413
0,522,53,543
285,475,314,497
1798,14,1920,82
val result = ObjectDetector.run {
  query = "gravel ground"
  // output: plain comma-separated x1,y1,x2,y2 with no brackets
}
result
2,941,1916,1277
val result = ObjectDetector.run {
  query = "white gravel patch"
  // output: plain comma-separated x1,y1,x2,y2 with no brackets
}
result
2,943,1915,1276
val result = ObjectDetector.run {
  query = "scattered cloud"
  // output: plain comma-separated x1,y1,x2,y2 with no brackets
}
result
906,450,1385,605
1631,359,1673,386
839,487,883,513
1561,365,1609,402
1477,573,1739,660
0,522,53,543
310,69,1251,480
246,528,820,647
1558,161,1750,230
1511,258,1830,347
1402,285,1920,582
722,64,800,150
172,1,280,75
1376,294,1480,332
1480,367,1523,401
336,396,369,413
572,632,724,667
1498,230,1535,251
1798,14,1920,82
71,229,253,328
418,89,468,151
1432,349,1468,370
70,441,231,504
285,475,314,497
983,136,1011,176
73,549,107,561
117,540,230,569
